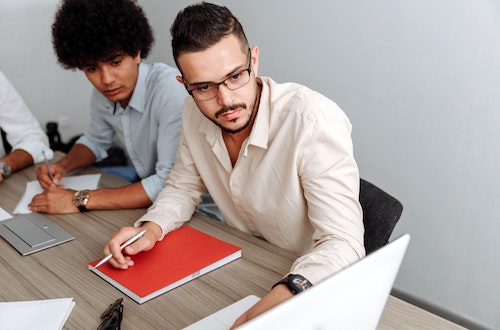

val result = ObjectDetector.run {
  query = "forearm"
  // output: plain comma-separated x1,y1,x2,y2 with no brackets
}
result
56,144,96,174
86,181,152,210
1,149,34,173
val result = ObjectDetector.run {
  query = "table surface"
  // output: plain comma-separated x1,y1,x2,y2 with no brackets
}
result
0,159,465,329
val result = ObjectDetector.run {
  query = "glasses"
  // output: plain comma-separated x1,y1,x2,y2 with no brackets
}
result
98,298,123,330
186,49,252,101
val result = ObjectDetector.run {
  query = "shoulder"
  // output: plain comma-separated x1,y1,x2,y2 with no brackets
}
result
262,77,350,126
146,63,181,85
144,63,186,99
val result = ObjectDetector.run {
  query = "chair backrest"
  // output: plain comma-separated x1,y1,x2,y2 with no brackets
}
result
359,178,403,254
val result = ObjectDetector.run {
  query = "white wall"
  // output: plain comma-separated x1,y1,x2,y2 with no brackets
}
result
1,1,499,328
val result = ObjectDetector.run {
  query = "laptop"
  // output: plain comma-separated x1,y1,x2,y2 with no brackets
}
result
0,212,74,256
184,234,410,330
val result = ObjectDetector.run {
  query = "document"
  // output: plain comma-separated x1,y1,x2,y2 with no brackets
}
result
0,207,12,221
0,298,75,330
13,174,101,214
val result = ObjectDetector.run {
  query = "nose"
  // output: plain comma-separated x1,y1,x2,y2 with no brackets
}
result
215,82,233,105
100,66,115,85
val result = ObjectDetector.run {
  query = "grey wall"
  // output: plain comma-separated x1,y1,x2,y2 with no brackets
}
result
1,1,499,329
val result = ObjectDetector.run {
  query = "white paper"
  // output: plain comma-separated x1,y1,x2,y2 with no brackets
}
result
13,174,101,214
0,298,75,330
0,207,12,221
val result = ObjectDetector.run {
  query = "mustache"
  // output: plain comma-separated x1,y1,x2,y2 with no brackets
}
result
215,103,247,118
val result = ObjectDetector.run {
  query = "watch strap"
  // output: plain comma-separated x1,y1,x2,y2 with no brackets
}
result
77,205,89,212
272,274,313,295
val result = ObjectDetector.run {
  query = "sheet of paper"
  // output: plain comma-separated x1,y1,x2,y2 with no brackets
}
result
0,298,75,330
0,207,12,221
13,174,101,214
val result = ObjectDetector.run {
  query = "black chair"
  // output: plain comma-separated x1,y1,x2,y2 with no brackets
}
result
359,178,403,254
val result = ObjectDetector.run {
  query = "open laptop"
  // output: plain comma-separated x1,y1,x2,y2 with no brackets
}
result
184,234,410,330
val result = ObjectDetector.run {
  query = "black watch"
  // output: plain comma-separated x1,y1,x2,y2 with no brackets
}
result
272,274,313,295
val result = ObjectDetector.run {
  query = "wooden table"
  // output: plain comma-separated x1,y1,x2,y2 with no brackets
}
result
0,162,465,329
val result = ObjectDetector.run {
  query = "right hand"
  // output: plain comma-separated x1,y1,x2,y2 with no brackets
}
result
35,163,65,189
103,222,162,269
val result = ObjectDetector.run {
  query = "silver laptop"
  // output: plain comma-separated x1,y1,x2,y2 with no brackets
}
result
185,234,410,330
0,212,74,256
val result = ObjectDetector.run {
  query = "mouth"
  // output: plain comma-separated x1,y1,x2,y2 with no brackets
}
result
215,104,246,120
105,87,121,97
219,109,242,121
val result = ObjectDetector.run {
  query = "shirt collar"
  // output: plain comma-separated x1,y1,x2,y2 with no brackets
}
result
246,77,269,150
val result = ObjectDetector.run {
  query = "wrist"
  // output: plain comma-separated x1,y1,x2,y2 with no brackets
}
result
73,190,90,212
272,274,313,295
143,222,162,241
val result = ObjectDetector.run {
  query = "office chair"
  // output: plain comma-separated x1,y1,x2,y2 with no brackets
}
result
359,178,403,254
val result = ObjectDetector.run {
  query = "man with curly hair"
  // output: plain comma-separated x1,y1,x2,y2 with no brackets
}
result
30,0,219,219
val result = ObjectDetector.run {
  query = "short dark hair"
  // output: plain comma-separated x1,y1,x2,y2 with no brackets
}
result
171,2,249,69
52,0,154,70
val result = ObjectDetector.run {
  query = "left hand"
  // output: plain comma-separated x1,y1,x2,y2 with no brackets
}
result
29,186,79,214
231,284,293,329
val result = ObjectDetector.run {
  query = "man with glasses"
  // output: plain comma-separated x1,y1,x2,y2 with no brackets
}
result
103,2,364,326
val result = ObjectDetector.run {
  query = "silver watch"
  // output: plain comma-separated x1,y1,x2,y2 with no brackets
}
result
0,161,12,178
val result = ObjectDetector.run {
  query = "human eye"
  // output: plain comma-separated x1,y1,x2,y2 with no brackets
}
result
195,83,214,93
83,66,97,73
110,59,122,66
229,71,243,81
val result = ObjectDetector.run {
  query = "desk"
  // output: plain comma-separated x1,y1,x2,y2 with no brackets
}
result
0,162,465,329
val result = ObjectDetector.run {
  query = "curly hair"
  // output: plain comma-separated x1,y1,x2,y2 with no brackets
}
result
52,0,154,70
171,2,248,69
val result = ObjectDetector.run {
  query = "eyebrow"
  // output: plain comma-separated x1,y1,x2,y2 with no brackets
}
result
187,62,247,87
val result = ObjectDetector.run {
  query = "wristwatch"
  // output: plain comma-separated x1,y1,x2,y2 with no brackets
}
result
272,274,313,295
73,190,90,212
0,161,12,178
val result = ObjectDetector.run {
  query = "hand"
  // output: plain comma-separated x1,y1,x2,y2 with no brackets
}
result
36,162,65,189
0,173,3,183
103,222,162,269
230,284,293,329
29,186,79,214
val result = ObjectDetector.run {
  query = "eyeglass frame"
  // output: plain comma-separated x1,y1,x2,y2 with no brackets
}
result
97,298,124,330
183,48,253,101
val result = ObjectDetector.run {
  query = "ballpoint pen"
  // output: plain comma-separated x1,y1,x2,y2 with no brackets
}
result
42,150,55,182
93,229,148,268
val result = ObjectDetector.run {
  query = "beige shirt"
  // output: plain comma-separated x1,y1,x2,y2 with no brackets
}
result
137,77,365,283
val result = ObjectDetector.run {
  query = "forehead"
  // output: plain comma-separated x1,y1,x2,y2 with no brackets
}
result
178,35,248,83
82,52,128,67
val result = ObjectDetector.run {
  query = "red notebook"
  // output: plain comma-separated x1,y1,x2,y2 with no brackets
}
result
88,226,242,304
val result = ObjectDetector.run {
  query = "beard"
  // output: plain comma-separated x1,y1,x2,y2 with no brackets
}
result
209,82,260,134
211,103,253,134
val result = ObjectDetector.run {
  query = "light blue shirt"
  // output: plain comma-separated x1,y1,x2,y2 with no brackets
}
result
77,62,186,201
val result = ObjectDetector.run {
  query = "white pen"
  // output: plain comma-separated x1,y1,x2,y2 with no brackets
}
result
94,229,148,268
42,150,55,182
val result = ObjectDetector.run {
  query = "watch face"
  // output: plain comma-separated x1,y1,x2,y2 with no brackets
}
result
0,162,12,177
74,190,89,205
291,276,313,291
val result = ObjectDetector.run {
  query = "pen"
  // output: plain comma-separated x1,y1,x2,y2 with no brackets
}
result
42,150,55,182
94,229,148,268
